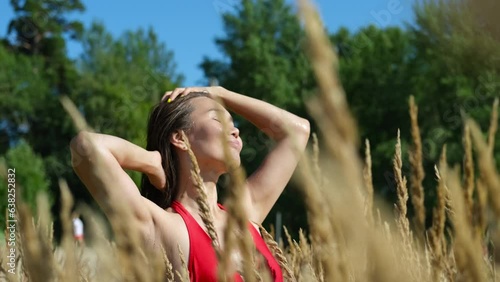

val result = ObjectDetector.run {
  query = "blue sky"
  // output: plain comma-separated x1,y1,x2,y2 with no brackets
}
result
0,0,415,86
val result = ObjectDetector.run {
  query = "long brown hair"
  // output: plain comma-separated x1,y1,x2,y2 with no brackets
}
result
140,92,210,209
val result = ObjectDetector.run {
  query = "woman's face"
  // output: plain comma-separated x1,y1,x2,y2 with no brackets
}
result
185,97,242,173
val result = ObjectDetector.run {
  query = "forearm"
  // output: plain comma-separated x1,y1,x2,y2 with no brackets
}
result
218,87,310,141
71,131,157,174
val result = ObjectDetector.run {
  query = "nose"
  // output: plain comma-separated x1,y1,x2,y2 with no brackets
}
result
231,126,239,139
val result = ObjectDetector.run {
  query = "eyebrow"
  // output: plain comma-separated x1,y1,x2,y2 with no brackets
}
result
208,108,233,122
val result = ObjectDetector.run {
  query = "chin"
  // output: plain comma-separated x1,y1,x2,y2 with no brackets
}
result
221,155,241,171
230,152,241,166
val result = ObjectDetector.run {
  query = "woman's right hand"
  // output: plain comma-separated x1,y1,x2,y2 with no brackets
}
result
147,151,166,191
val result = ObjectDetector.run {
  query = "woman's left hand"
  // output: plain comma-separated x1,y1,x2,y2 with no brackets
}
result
162,86,224,102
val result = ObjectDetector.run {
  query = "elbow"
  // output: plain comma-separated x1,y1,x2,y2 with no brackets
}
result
70,131,95,168
295,118,310,139
70,131,93,153
292,118,310,149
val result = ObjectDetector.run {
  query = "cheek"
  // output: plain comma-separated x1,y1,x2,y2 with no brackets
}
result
189,126,225,154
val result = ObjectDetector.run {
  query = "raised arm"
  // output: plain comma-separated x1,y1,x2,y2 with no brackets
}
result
70,131,165,232
165,86,310,224
219,88,310,223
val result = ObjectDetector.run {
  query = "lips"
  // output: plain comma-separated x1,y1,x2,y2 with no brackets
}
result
228,139,243,151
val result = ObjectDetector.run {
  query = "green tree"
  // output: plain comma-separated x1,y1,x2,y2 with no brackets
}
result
2,1,184,234
0,140,51,231
0,44,49,153
7,0,84,56
73,22,183,185
331,25,417,197
2,0,85,190
410,0,500,167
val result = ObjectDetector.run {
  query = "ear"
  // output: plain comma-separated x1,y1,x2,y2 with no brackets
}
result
170,130,187,151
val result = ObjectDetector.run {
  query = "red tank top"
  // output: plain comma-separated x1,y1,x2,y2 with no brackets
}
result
171,201,283,282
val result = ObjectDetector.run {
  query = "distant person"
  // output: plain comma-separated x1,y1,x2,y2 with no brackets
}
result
72,212,84,245
70,86,310,281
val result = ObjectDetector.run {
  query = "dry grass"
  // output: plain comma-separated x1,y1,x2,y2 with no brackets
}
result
363,139,374,225
463,123,475,225
182,131,220,251
488,98,499,154
394,129,411,241
409,96,426,242
2,0,500,281
428,146,448,281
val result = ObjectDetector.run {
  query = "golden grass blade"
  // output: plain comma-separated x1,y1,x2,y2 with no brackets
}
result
259,225,296,282
177,244,189,282
408,96,426,241
444,165,487,281
394,129,411,240
283,226,296,255
298,0,364,205
181,131,220,250
487,98,499,155
295,152,340,281
296,0,358,147
60,96,93,132
297,1,371,279
463,123,475,225
18,203,53,282
161,244,174,282
429,146,447,281
364,139,374,224
58,179,79,282
364,228,407,282
35,193,52,250
474,178,488,240
311,132,322,185
468,119,500,217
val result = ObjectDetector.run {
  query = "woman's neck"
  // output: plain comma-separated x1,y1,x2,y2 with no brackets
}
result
175,166,221,215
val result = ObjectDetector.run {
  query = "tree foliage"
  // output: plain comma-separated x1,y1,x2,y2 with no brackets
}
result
0,45,49,152
332,25,416,197
1,1,183,232
410,0,500,165
0,140,51,231
73,22,183,184
7,0,84,55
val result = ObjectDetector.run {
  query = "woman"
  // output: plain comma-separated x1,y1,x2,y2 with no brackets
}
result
70,86,310,281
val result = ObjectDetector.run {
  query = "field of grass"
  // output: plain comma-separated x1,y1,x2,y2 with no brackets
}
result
1,0,499,281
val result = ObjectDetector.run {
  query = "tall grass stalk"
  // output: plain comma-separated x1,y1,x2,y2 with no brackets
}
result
408,96,426,242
